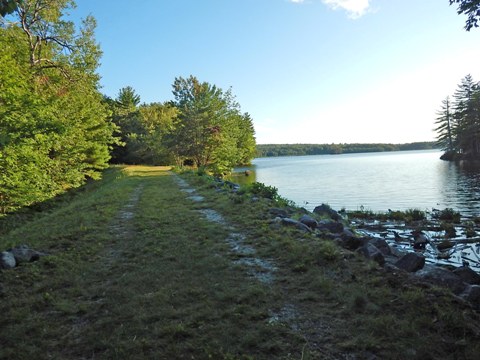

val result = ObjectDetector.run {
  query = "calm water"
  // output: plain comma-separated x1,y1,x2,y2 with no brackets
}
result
234,150,480,216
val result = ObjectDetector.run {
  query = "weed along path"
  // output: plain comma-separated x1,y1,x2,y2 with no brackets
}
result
1,166,480,359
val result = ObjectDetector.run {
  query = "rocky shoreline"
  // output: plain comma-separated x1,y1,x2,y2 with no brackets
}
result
211,176,480,310
267,202,480,309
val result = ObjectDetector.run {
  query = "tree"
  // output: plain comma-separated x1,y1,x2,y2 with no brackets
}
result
0,0,118,213
450,0,480,31
0,0,16,17
170,76,256,175
435,96,455,153
452,74,480,157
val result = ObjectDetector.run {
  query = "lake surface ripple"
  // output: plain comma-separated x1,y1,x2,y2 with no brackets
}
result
236,150,480,216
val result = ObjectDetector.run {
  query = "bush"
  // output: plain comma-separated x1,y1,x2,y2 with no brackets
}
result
405,209,426,222
248,182,279,200
434,208,461,223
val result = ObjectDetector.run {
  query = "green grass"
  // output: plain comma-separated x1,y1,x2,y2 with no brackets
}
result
1,166,480,359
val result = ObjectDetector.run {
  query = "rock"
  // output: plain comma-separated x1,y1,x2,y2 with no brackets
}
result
395,253,425,272
269,208,289,218
412,230,428,250
0,251,16,269
389,246,407,258
415,266,467,295
313,204,341,221
224,181,240,191
281,218,312,233
460,285,480,308
317,219,344,234
342,228,355,238
10,245,42,264
357,243,385,266
453,266,480,285
336,234,369,251
299,215,318,229
369,237,392,256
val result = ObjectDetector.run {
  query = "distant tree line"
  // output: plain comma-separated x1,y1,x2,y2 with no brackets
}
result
435,74,480,161
0,1,256,214
256,142,436,158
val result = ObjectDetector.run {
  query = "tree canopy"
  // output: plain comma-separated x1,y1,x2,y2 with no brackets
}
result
450,0,480,30
0,0,118,213
435,74,480,160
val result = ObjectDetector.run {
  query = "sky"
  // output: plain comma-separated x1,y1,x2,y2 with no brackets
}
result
70,0,480,144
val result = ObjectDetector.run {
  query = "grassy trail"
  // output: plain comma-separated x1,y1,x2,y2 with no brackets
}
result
1,166,480,359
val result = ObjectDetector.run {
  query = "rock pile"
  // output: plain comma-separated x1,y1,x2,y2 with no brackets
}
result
270,202,480,309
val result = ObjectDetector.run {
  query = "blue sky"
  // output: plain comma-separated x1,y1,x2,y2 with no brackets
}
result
71,0,480,144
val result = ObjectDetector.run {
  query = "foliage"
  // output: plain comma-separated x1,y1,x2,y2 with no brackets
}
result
450,0,480,31
434,96,454,151
248,182,280,200
169,75,256,175
433,207,462,223
436,74,480,160
108,86,179,165
256,142,436,158
0,1,117,213
109,78,256,173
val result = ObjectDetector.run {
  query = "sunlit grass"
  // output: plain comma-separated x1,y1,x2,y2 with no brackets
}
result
1,166,479,359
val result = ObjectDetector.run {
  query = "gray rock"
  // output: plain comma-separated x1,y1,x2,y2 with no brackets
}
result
453,266,480,285
336,234,369,250
460,285,480,308
299,215,318,229
313,203,341,221
357,243,385,266
369,237,392,256
0,251,16,269
395,252,425,272
317,219,344,234
10,245,42,264
281,218,312,233
269,208,289,218
415,266,467,295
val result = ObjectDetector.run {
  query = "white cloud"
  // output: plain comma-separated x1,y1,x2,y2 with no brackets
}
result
289,0,305,3
322,0,371,19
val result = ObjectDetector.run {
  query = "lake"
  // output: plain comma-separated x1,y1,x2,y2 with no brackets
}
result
234,149,480,216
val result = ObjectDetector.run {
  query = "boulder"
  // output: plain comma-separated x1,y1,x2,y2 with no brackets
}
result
281,218,312,233
412,230,428,250
317,219,344,234
453,266,480,285
336,234,369,251
460,285,480,308
369,238,392,256
395,253,425,272
269,208,290,218
357,243,385,266
313,204,341,221
299,215,318,229
10,245,42,264
0,251,16,269
415,266,467,295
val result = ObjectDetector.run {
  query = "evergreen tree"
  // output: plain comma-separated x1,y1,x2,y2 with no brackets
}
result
452,74,480,157
435,96,455,153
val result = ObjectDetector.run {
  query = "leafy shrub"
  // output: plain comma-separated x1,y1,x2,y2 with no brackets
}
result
248,182,279,200
434,208,461,223
404,209,426,222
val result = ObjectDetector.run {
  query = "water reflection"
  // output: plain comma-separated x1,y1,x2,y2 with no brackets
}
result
438,161,480,217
